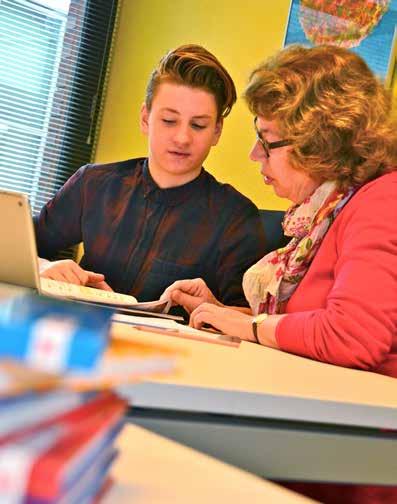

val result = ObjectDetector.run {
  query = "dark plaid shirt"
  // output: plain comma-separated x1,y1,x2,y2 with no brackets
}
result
34,158,266,304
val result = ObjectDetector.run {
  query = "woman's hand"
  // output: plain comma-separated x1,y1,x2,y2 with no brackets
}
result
39,259,113,291
161,278,222,314
190,303,281,348
190,303,256,341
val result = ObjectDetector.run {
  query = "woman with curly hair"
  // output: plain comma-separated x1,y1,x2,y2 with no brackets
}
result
162,44,397,503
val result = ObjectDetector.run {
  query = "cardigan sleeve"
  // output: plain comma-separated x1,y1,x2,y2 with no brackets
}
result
276,177,397,370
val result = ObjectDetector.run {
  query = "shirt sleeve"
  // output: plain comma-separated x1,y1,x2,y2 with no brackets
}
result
216,203,266,307
276,182,397,370
33,166,86,259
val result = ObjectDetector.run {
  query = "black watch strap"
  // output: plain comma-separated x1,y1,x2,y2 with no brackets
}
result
252,319,259,343
252,313,268,343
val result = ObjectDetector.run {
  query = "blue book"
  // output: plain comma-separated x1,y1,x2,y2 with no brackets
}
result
0,294,113,372
0,390,92,440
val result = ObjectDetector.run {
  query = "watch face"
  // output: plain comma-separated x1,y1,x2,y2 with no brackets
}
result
254,313,268,324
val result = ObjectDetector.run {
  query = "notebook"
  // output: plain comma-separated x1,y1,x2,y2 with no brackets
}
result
0,190,172,315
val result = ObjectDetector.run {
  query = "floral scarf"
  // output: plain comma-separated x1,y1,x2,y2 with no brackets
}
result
242,181,357,315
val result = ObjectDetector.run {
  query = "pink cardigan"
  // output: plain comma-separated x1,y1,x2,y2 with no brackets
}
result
276,171,397,378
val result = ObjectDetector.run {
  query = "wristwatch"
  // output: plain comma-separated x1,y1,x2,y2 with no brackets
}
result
252,313,268,343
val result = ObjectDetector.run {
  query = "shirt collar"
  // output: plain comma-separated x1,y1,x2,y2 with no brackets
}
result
141,158,207,206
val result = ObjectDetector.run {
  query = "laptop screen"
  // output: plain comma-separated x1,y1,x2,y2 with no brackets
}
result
0,190,41,291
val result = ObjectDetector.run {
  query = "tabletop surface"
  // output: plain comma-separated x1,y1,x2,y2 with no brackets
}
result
104,424,317,504
113,322,397,429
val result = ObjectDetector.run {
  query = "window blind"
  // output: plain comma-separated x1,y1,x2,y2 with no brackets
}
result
0,0,118,215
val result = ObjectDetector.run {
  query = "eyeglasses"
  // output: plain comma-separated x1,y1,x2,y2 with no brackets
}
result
254,117,291,158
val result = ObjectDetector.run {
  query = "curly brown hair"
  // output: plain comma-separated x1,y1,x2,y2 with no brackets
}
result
244,45,397,189
145,44,237,120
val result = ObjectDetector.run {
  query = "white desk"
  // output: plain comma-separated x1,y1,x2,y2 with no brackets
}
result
104,424,317,503
1,280,395,487
114,324,397,485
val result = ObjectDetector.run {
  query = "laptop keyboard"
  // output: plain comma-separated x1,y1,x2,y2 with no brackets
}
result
40,278,138,306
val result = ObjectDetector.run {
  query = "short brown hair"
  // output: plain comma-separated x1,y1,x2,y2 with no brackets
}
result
244,45,397,189
145,44,237,120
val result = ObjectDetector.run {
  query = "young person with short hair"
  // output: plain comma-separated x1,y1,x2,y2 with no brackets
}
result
35,44,265,304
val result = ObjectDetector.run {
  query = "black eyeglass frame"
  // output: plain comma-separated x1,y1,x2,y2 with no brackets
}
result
254,117,291,158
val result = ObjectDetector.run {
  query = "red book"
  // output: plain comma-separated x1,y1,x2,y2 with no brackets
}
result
0,391,126,502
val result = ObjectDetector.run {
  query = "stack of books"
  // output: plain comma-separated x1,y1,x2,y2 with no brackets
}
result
0,294,179,503
0,361,127,503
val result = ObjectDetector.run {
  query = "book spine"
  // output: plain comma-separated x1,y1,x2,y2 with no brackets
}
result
0,392,126,501
28,399,126,499
0,390,84,441
0,426,62,503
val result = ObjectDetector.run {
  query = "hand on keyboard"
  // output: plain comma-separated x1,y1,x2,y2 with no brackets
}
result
86,278,113,291
39,259,112,291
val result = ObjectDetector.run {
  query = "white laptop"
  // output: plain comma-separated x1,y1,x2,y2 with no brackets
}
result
0,189,171,314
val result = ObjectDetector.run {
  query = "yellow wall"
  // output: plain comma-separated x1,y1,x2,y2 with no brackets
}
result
95,0,291,210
